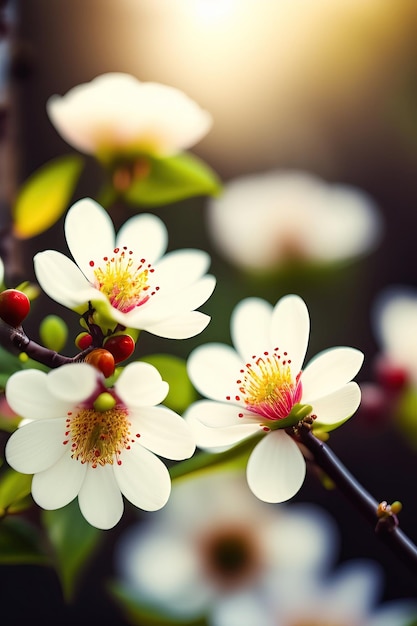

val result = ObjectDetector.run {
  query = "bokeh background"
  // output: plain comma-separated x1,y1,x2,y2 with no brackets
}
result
1,0,417,624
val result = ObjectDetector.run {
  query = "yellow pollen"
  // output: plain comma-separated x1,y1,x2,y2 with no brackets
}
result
89,248,159,313
226,348,302,421
64,405,138,467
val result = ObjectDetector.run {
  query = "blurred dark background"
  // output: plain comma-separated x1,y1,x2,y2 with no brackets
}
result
1,1,417,624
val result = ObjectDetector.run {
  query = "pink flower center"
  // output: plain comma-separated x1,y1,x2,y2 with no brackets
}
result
226,347,302,421
89,247,159,313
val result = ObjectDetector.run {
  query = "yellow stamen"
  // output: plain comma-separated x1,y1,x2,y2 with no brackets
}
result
89,247,158,313
64,404,140,467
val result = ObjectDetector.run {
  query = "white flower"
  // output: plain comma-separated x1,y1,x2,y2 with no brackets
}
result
115,469,337,622
372,287,417,386
47,72,212,160
33,197,215,338
185,294,363,503
207,170,383,272
5,361,195,529
213,559,417,626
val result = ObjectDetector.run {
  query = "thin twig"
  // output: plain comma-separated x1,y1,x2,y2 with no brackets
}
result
297,425,417,577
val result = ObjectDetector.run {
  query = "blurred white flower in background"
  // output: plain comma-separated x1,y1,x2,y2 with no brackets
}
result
47,72,213,162
207,170,383,272
372,287,417,387
115,469,337,623
214,558,417,626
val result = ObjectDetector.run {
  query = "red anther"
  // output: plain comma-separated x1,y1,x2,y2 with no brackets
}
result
0,289,31,327
104,334,135,364
85,348,115,378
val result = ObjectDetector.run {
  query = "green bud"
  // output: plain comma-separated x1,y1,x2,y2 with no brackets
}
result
391,500,403,515
93,392,116,412
39,315,68,352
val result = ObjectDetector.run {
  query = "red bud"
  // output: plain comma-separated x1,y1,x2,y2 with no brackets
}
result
104,334,135,364
0,289,31,327
75,332,93,350
85,348,115,378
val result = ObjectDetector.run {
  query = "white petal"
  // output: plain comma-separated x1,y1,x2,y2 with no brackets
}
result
115,362,168,407
140,311,211,339
323,560,381,617
302,347,364,402
129,406,195,460
187,343,242,401
6,370,72,420
153,249,211,292
47,363,98,403
136,275,215,324
116,213,168,264
34,250,98,308
78,464,124,530
184,401,260,447
265,503,337,574
117,526,209,618
212,591,274,626
187,400,257,428
312,382,361,428
270,294,310,374
31,452,86,509
115,445,171,511
231,298,273,360
5,418,68,473
64,198,115,281
184,410,237,452
246,431,306,503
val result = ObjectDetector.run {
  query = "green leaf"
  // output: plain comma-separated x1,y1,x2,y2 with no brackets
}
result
124,152,221,207
140,354,197,413
13,154,84,238
0,516,49,564
109,581,208,626
42,499,102,601
0,468,32,515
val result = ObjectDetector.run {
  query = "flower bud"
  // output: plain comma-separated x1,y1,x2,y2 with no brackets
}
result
39,314,68,352
93,392,116,412
85,348,115,378
103,334,135,364
75,332,93,350
0,289,31,327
